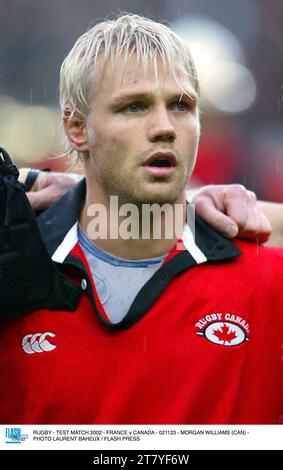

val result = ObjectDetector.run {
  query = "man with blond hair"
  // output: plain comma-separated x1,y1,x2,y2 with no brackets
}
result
0,14,282,425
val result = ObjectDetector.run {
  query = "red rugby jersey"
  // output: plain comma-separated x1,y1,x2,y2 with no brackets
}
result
0,180,282,424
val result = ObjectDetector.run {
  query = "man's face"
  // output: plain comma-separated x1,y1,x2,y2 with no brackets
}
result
86,55,200,206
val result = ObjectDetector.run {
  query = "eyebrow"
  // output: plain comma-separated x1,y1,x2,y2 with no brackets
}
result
110,90,198,107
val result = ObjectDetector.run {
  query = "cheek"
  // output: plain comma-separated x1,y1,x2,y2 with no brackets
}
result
185,120,200,149
92,125,122,156
100,122,132,146
108,127,141,157
176,115,199,137
94,127,134,168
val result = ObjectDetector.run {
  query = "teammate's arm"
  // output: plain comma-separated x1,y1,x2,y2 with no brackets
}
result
257,201,283,247
19,168,82,211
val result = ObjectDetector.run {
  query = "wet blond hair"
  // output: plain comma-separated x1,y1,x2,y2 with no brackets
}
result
60,13,199,155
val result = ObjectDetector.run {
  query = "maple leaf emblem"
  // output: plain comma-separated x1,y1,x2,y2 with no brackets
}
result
212,323,237,344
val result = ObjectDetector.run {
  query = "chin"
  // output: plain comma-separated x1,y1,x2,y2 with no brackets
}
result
134,187,182,206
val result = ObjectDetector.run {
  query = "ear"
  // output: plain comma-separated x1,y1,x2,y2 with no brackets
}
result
63,109,90,152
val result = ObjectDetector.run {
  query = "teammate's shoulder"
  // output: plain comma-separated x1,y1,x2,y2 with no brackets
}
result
227,239,283,296
233,238,283,267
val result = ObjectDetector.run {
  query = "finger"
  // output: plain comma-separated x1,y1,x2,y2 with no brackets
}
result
223,185,250,230
194,197,239,238
26,187,57,211
238,201,272,243
238,193,260,233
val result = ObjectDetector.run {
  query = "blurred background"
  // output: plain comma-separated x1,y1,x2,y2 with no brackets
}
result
0,0,282,201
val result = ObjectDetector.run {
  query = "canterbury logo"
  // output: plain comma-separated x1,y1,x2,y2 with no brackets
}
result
22,332,56,354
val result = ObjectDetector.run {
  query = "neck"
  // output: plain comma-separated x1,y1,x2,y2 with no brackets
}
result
79,178,187,261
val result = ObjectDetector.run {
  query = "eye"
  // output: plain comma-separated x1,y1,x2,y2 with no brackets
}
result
124,102,145,113
172,101,190,112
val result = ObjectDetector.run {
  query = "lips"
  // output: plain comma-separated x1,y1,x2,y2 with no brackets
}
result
142,152,177,177
142,152,177,168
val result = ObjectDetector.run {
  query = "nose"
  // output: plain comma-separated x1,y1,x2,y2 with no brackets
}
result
147,107,177,143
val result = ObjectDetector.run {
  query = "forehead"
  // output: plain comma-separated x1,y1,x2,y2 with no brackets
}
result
94,54,197,101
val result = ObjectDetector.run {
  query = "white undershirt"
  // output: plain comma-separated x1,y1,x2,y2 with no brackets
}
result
78,224,167,324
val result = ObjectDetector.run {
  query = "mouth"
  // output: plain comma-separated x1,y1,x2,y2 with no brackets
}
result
143,152,177,168
142,152,177,177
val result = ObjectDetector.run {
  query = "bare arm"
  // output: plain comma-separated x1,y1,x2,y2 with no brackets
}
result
258,201,283,247
19,168,82,211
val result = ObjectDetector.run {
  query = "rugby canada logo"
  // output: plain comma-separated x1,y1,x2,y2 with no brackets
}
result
22,332,56,354
195,313,249,346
